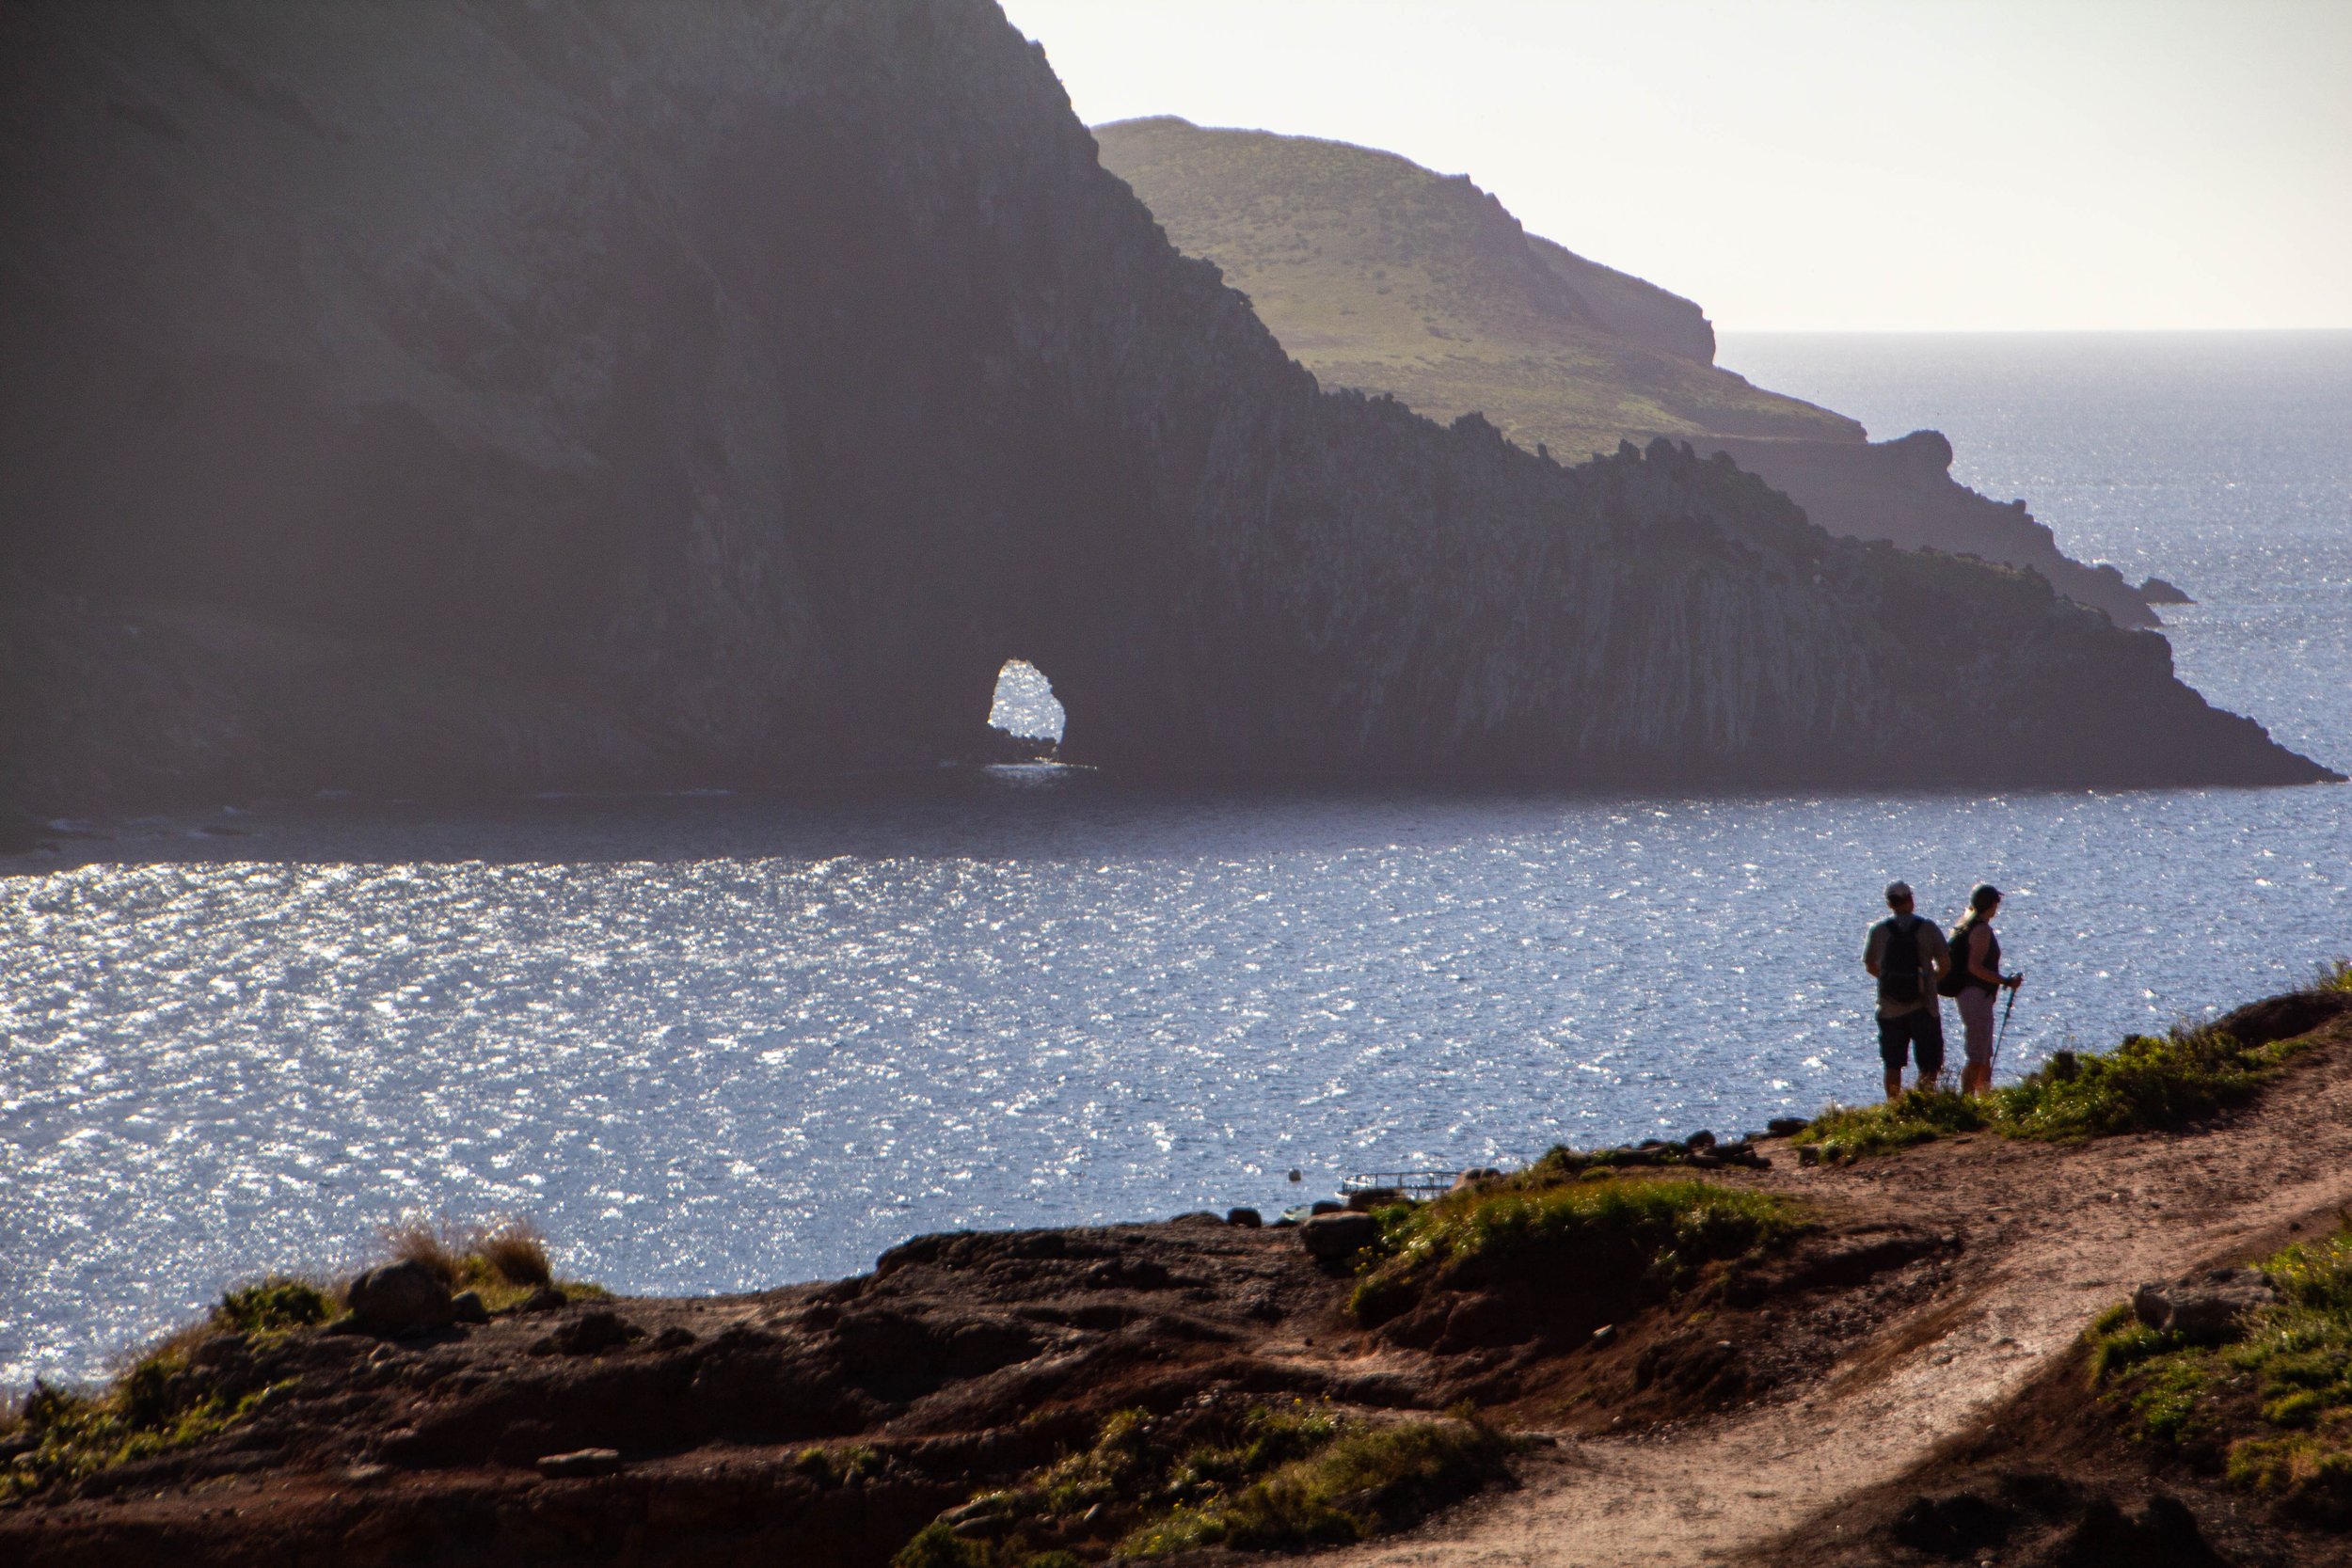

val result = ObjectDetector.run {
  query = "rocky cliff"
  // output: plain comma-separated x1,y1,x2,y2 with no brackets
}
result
1092,118,2164,630
0,1,2330,811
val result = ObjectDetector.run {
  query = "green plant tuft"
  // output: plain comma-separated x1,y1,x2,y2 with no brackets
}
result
373,1215,580,1312
214,1277,332,1336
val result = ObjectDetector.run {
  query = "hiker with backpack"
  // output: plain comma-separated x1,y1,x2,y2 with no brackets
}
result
1864,880,1950,1101
1940,883,2025,1095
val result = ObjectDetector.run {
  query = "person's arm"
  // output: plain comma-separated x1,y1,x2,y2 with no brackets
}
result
1924,927,1949,987
1864,926,1883,978
1969,926,2000,986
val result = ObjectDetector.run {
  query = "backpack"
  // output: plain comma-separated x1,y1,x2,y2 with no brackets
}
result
1937,920,1972,997
1878,915,1925,1005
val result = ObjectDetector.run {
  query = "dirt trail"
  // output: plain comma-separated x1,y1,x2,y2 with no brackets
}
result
1329,1029,2352,1568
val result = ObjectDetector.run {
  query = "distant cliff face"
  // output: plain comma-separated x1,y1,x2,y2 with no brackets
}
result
0,1,2329,810
1094,117,2162,630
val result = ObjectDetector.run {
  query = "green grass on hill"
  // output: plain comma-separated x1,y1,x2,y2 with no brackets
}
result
1094,117,1860,461
0,1277,327,1502
893,1400,1513,1567
0,1218,603,1503
1796,984,2344,1162
2089,1227,2352,1523
1347,1170,1797,1326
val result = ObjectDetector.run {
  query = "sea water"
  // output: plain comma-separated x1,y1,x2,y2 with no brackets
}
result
5,333,2348,1387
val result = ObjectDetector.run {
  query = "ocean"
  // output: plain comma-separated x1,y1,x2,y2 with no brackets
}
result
5,332,2347,1388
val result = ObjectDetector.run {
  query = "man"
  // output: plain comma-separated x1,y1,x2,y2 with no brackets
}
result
1863,880,1950,1101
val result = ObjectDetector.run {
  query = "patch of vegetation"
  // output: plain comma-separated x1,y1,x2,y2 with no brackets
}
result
0,1277,325,1502
379,1216,590,1311
2089,1227,2352,1522
2312,958,2352,994
214,1277,333,1335
1996,1024,2299,1141
1794,1089,1991,1163
1794,1004,2339,1159
1348,1172,1796,1324
892,1399,1512,1567
791,1442,883,1487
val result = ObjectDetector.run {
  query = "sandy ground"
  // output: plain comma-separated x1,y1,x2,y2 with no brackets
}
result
1327,1025,2352,1568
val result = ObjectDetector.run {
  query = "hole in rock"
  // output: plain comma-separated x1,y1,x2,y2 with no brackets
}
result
985,658,1065,754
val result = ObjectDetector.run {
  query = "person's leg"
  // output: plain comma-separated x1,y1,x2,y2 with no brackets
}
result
1879,1014,1908,1101
1958,990,1994,1094
1913,1007,1947,1094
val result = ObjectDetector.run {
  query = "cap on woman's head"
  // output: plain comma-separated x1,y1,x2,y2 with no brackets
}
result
1884,880,1914,905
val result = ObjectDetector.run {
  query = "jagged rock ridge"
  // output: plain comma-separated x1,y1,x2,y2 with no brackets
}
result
1092,116,2165,629
0,1,2330,811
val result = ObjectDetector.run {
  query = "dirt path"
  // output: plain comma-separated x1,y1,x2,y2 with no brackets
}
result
1327,1029,2352,1568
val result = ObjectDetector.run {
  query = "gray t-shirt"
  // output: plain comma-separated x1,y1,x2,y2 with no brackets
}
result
1865,913,1949,1017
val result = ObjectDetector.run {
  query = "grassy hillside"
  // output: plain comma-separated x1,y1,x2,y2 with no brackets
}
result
1095,118,1861,461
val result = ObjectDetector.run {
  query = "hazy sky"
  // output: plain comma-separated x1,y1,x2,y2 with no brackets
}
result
998,0,2352,332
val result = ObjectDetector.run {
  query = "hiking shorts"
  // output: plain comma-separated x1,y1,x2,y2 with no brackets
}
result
1878,1006,1945,1078
1957,987,1997,1068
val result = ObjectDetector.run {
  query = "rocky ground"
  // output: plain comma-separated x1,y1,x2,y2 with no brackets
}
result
6,990,2351,1567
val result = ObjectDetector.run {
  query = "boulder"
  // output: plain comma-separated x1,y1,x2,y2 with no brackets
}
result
1301,1212,1380,1260
1766,1117,1808,1138
1345,1187,1404,1212
450,1290,489,1324
2132,1268,2275,1343
343,1260,455,1338
1226,1208,1263,1228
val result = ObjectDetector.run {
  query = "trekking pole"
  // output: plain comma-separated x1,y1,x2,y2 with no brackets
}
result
1994,974,2024,1069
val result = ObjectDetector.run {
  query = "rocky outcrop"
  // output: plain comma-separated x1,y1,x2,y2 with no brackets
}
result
0,1,2331,812
1707,431,2161,628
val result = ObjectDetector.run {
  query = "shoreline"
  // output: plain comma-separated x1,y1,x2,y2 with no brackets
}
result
7,980,2351,1564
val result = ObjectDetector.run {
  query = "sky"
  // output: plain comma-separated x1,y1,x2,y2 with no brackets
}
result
997,0,2352,333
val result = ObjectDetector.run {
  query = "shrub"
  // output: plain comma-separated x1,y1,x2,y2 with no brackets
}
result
214,1277,333,1335
2311,958,2352,995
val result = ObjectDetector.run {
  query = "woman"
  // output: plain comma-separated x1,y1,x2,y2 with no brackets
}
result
1949,883,2023,1095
